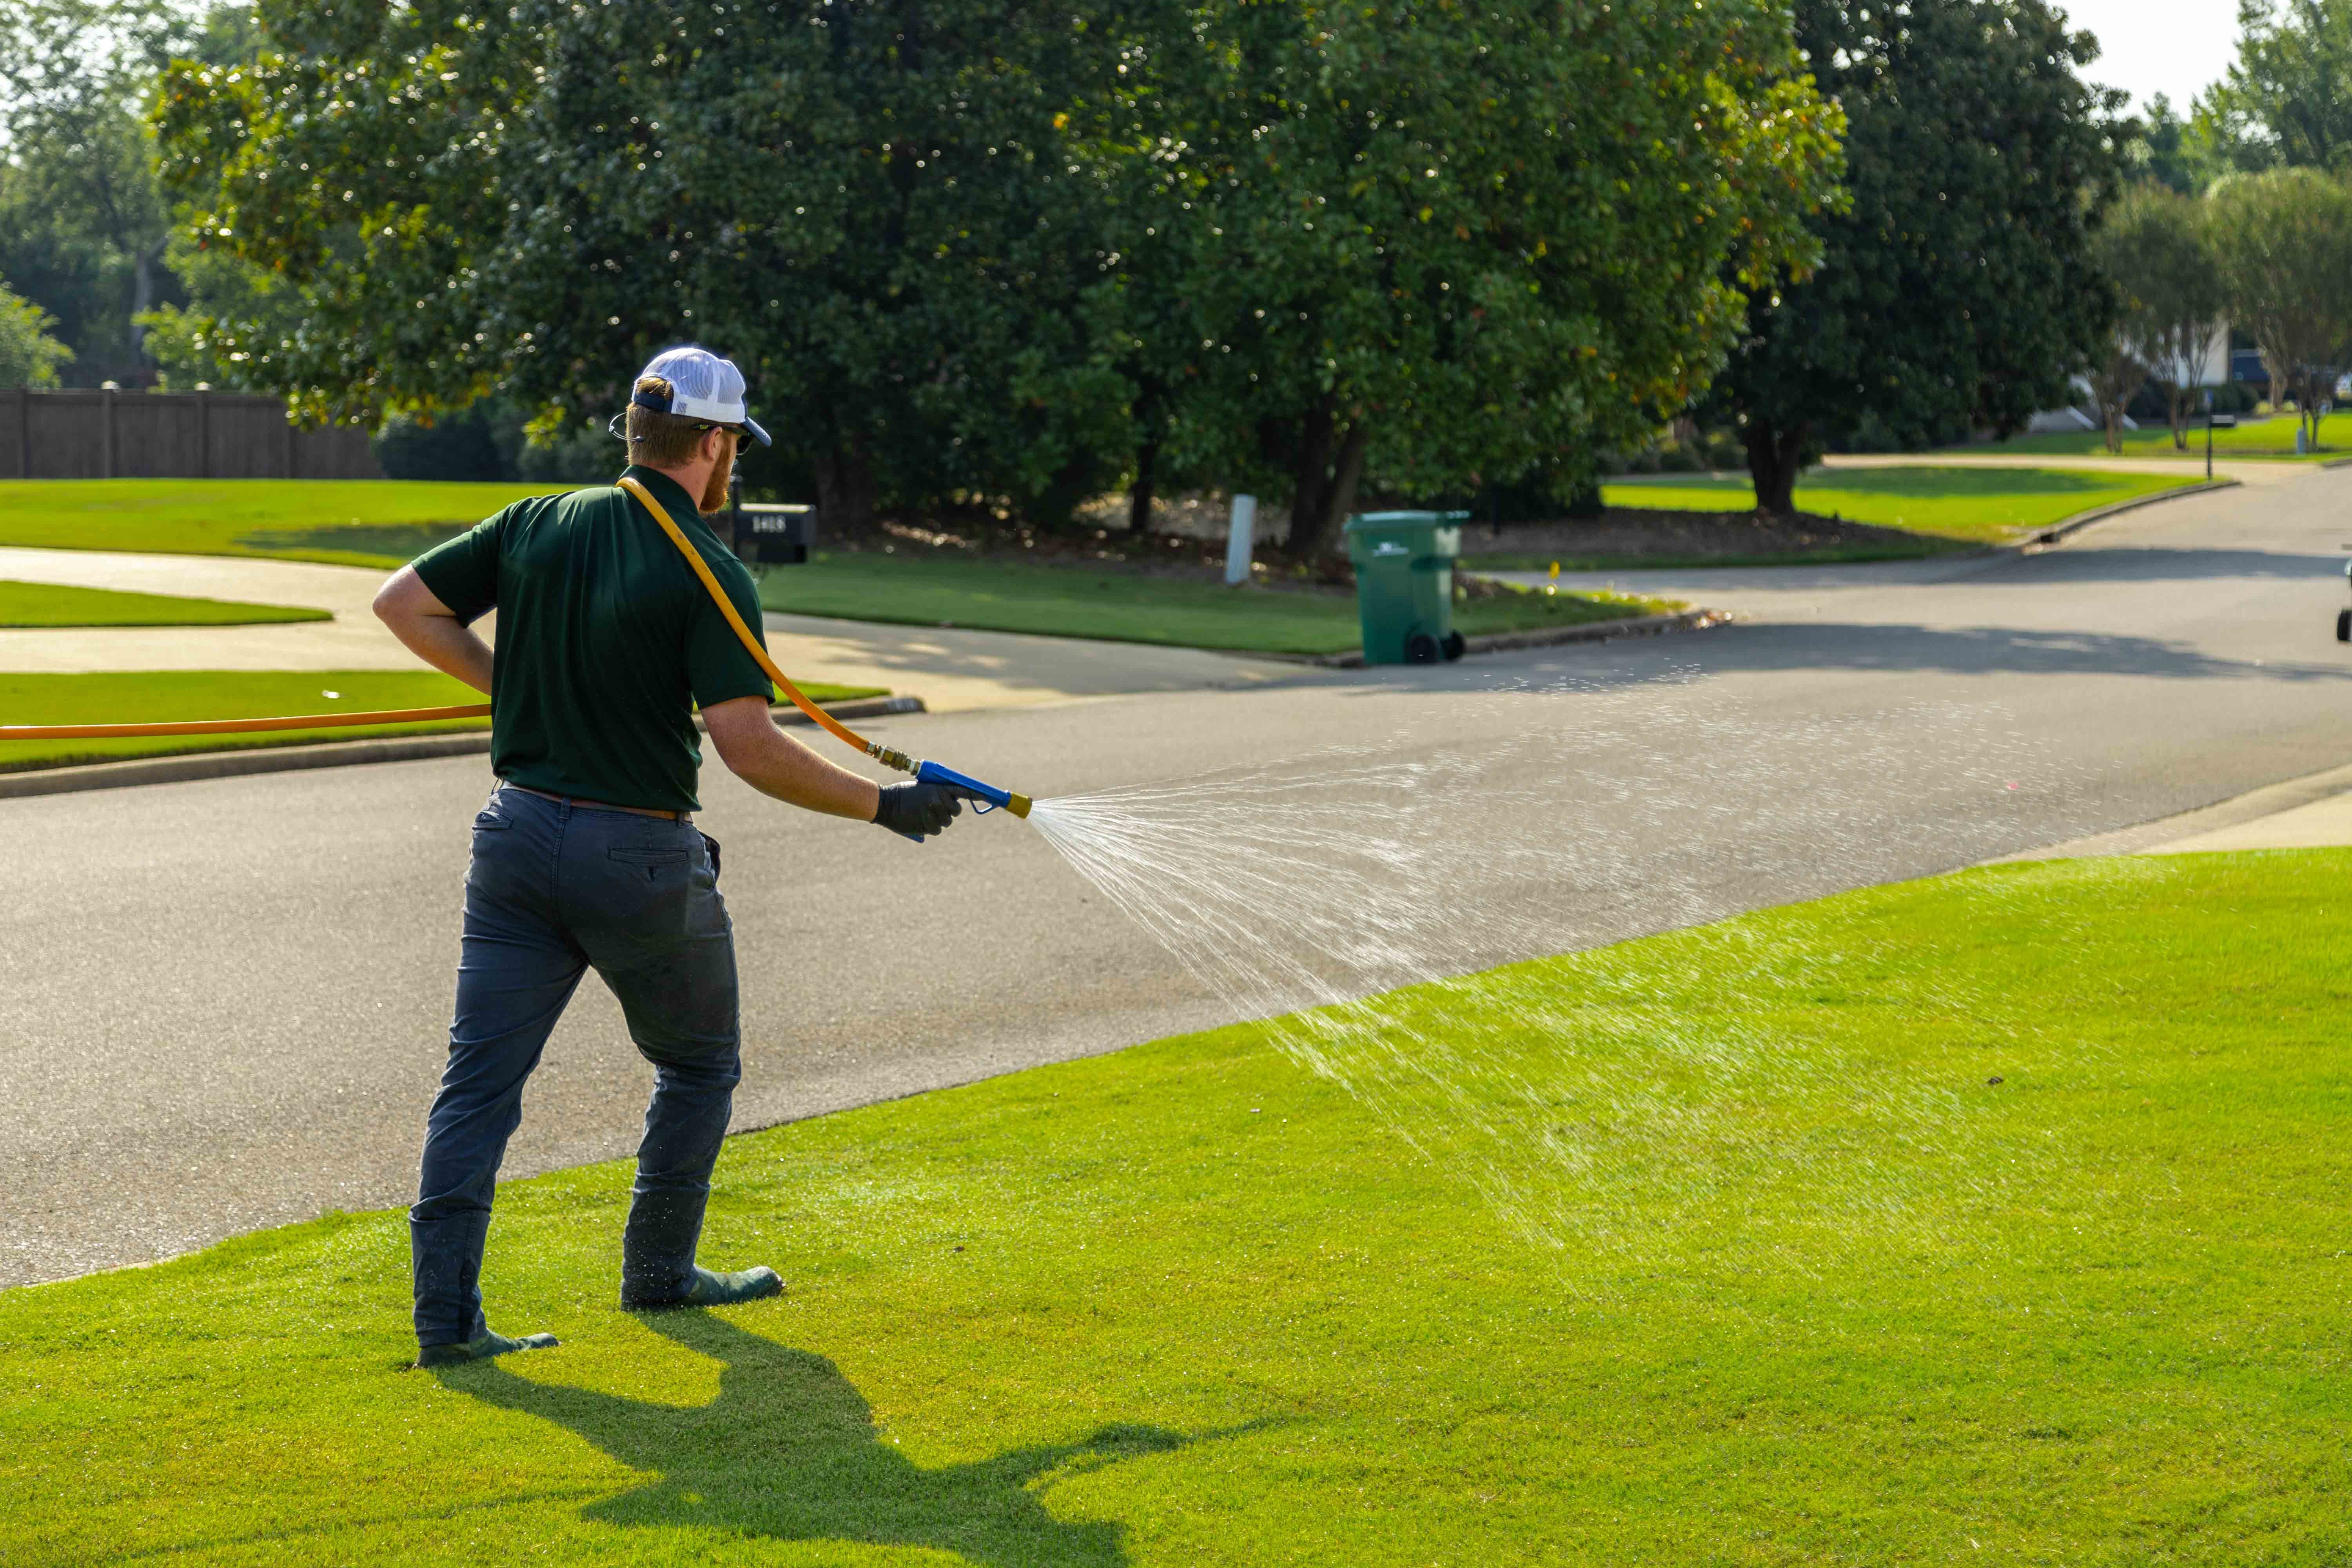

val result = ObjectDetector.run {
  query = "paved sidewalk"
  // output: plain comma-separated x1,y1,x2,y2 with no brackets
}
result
0,545,416,673
2143,791,2352,853
0,545,1305,710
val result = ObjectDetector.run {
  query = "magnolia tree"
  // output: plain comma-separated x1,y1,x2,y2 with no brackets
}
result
1707,0,2129,513
1113,0,1842,556
2208,167,2352,448
156,1,1839,543
156,0,1151,529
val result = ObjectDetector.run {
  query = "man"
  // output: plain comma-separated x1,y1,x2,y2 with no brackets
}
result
374,346,966,1368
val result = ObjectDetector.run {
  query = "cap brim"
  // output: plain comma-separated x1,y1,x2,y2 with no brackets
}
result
740,417,772,448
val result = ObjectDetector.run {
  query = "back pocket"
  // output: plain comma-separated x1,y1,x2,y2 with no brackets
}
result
609,846,689,880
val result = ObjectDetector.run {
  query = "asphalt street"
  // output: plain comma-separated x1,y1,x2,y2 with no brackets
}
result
5,470,2350,1289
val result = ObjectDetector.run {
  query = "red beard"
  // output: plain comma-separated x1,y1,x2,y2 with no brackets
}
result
700,444,737,515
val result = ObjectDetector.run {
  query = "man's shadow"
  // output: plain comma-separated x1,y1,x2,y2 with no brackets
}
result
440,1311,1251,1566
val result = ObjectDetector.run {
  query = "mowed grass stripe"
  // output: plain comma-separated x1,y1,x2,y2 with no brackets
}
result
0,579,331,628
2,850,2345,1563
0,478,564,567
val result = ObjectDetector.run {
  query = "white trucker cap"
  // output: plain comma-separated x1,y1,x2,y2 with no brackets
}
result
628,345,772,446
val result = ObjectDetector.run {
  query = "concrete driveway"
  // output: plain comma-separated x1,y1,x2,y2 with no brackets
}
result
4,470,2351,1289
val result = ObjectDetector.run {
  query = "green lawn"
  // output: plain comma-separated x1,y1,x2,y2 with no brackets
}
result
4,849,2346,1564
759,551,1676,655
0,670,881,773
0,579,330,628
1945,410,2352,461
0,479,567,567
1601,464,2203,544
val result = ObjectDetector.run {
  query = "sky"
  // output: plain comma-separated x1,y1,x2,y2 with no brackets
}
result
2057,0,2246,113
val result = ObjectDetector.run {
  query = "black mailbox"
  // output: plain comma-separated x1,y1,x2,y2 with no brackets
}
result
732,504,817,565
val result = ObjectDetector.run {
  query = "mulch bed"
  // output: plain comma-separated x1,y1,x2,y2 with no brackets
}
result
808,503,1961,590
1450,507,1967,563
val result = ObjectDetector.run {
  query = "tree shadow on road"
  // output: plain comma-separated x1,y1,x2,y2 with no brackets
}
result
438,1311,1261,1566
1984,546,2349,585
1335,619,2352,691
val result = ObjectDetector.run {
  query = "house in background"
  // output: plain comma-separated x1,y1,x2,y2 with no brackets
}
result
2025,323,2245,434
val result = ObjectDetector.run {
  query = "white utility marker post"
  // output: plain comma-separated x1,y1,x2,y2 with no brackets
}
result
1225,493,1258,586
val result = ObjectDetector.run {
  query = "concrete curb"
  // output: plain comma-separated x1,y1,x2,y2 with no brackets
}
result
1266,606,1733,670
1987,758,2352,863
0,695,928,802
2022,477,2240,547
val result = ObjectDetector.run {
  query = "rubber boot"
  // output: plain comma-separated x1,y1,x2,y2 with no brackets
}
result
414,1328,559,1368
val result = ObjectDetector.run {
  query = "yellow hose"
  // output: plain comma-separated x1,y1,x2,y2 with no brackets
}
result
0,704,489,740
617,477,912,773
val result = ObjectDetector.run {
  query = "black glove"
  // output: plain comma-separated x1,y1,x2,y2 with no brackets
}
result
873,780,966,842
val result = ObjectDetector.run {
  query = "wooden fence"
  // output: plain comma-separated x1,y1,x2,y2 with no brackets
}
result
0,389,381,481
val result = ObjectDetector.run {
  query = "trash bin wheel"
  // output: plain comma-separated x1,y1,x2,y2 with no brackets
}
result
1440,630,1466,662
1405,632,1441,664
2338,608,2351,643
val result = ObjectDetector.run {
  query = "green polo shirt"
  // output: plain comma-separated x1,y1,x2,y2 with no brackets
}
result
410,466,773,813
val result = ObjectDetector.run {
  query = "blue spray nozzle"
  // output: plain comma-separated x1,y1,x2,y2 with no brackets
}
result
915,759,1032,818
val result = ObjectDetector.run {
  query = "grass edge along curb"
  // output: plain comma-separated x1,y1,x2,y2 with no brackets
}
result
2022,475,2239,546
1464,472,2235,579
0,695,925,801
7,849,2350,1564
1263,605,1733,667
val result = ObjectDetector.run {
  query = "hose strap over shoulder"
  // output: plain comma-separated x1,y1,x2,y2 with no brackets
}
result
617,476,909,773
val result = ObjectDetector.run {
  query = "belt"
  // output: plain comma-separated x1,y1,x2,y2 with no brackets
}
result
499,782,688,822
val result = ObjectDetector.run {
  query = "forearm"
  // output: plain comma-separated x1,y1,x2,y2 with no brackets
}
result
373,566,493,694
387,614,495,695
716,714,883,820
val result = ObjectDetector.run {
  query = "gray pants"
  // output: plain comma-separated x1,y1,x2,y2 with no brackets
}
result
410,785,740,1347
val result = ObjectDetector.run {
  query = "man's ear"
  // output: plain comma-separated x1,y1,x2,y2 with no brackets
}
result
703,427,731,464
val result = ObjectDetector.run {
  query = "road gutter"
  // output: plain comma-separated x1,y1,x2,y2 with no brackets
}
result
2020,477,2240,548
1989,758,2352,862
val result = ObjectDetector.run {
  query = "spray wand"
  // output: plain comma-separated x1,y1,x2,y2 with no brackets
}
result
619,477,1033,820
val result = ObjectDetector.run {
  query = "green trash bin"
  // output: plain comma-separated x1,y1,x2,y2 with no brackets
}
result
1343,510,1470,664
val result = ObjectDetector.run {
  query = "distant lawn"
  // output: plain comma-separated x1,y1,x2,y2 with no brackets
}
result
0,579,329,628
4,850,2349,1564
758,550,1677,655
0,670,880,773
0,479,568,568
1603,464,2201,544
1947,410,2352,461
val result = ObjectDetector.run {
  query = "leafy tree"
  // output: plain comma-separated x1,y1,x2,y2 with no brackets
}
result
1707,0,2132,513
0,281,75,388
156,0,1151,529
1116,0,1843,557
0,1,212,377
2130,93,2227,195
2092,184,2226,448
2207,166,2352,446
2194,0,2352,175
